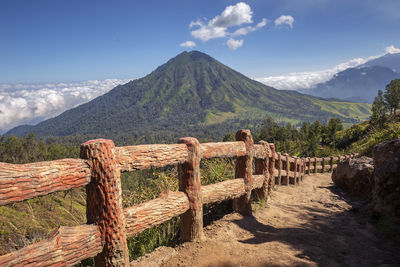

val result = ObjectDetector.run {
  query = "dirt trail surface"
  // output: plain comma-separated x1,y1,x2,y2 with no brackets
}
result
132,173,400,267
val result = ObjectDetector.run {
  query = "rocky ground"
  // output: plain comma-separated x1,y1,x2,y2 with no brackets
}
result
132,173,400,267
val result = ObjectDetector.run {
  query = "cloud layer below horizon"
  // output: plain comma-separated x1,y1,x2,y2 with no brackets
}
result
255,45,400,90
0,79,131,133
2,45,399,133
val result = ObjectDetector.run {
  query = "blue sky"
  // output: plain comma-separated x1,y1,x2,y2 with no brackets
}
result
0,0,400,132
1,0,399,83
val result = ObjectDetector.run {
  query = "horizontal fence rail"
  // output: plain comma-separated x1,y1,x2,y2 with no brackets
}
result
0,129,357,266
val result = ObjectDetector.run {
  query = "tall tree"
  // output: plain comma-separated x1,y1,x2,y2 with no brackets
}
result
370,90,387,129
383,79,400,115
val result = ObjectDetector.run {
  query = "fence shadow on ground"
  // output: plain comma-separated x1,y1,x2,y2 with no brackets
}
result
230,183,400,267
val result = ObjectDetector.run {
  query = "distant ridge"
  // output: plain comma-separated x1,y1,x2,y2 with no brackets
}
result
301,53,400,103
7,51,371,143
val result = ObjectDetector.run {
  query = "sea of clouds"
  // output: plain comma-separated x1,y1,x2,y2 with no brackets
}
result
0,78,131,133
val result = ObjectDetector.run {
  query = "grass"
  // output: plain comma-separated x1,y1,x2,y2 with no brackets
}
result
0,189,86,255
312,99,371,121
348,122,400,155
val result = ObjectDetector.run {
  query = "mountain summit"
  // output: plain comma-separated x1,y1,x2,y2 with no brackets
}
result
8,51,371,143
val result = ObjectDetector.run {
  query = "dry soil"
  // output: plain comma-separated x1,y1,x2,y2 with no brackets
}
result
132,173,400,267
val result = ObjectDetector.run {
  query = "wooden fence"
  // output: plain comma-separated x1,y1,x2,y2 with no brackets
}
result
0,130,356,266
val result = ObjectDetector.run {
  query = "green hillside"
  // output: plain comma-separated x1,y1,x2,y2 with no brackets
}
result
7,51,371,144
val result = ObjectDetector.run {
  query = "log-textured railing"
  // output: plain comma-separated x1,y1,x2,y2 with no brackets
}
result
0,130,357,266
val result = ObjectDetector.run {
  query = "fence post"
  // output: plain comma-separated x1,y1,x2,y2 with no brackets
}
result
80,139,129,266
233,130,254,215
277,152,282,185
254,141,270,203
314,157,317,173
330,156,334,172
294,157,298,184
178,137,204,242
269,144,276,186
307,157,311,175
322,157,325,173
285,154,290,185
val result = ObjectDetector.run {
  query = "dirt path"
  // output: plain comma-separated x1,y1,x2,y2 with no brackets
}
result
132,173,400,267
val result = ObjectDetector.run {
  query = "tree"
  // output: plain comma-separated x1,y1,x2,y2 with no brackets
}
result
370,90,387,129
321,118,343,146
383,79,400,115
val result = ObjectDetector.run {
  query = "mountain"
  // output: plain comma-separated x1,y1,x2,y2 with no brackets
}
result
7,51,371,144
360,52,400,71
301,53,400,103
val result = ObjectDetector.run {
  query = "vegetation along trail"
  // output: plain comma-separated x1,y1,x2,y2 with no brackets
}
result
133,173,400,267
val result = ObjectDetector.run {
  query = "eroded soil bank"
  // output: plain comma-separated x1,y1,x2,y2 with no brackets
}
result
133,173,400,267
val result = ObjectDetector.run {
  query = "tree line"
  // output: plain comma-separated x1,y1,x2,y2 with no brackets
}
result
0,133,79,164
371,79,400,129
223,116,345,158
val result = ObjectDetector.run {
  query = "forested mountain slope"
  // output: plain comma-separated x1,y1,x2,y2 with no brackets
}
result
8,51,371,144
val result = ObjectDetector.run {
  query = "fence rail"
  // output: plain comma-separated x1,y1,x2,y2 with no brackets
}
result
0,130,356,266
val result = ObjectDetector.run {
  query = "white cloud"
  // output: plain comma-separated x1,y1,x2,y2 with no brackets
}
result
227,38,244,50
189,2,265,49
232,18,267,37
180,41,196,48
0,78,131,133
385,45,400,54
209,2,253,28
255,56,380,90
274,15,294,28
191,22,227,41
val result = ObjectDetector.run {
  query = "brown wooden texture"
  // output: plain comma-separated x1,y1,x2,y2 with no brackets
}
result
253,144,266,159
251,174,264,189
0,159,91,205
272,170,297,178
0,225,102,267
202,179,245,204
277,152,282,185
300,159,303,179
124,190,189,237
301,159,304,180
178,137,203,242
269,144,276,187
233,130,254,215
307,157,311,175
330,156,334,172
300,159,304,180
200,142,246,159
285,154,290,185
294,158,298,184
254,141,270,202
115,144,188,172
81,139,129,266
314,157,318,173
